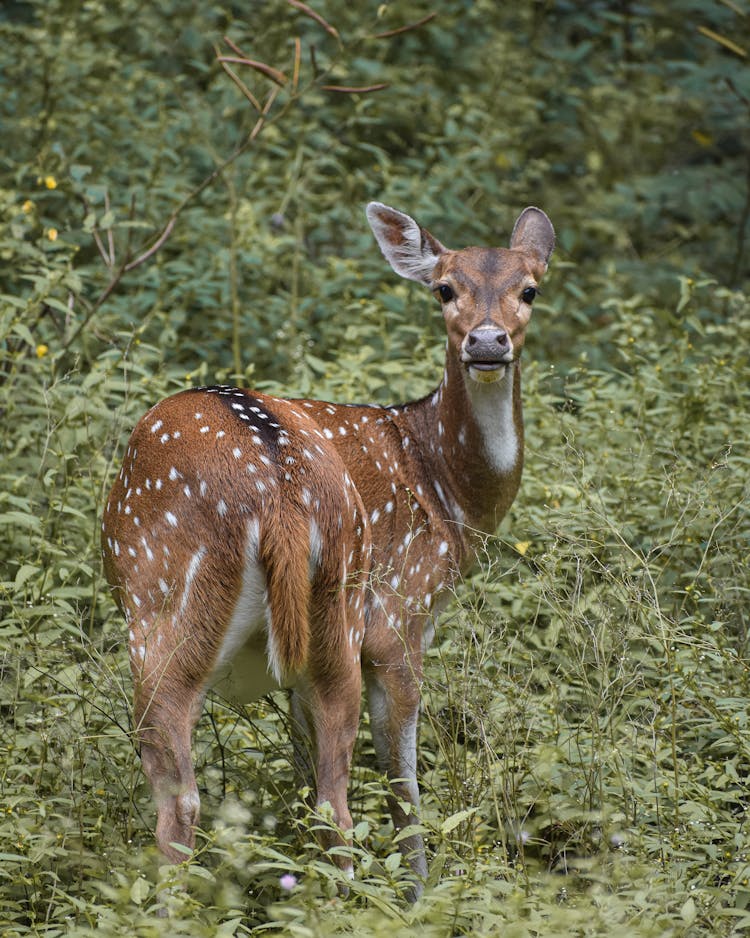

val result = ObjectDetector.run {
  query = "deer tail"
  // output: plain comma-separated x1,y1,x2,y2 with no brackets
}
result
260,512,311,681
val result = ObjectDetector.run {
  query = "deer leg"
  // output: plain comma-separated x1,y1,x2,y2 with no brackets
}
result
134,664,203,864
303,671,361,877
364,663,427,894
289,688,315,788
300,593,362,878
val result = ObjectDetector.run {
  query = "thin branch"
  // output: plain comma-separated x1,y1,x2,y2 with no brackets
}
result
372,12,437,39
292,36,301,93
123,217,176,272
322,82,388,94
216,55,288,85
104,190,115,266
285,0,339,40
218,57,262,112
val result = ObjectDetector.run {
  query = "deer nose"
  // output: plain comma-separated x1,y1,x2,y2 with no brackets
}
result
465,327,510,361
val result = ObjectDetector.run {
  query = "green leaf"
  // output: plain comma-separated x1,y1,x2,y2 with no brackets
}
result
440,807,477,835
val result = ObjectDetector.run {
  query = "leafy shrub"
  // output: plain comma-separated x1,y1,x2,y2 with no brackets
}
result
1,0,749,934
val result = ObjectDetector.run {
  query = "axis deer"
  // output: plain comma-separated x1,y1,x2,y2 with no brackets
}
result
101,202,554,895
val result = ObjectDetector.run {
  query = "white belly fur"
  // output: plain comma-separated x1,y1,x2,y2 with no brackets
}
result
208,518,284,705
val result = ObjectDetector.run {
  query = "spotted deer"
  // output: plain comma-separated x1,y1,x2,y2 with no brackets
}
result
101,201,554,894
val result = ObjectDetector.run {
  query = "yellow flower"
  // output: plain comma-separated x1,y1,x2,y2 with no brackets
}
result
47,228,58,241
22,199,33,213
514,541,531,556
44,175,57,189
36,344,49,358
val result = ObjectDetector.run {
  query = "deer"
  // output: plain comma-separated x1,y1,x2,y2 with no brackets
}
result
101,201,554,898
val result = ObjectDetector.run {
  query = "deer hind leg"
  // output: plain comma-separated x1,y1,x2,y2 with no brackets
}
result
364,660,427,894
132,635,204,864
300,589,363,878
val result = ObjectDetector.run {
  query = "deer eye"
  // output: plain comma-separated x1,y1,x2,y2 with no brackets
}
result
436,284,454,303
521,286,537,304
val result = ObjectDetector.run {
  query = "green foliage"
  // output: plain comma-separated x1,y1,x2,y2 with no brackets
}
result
1,0,749,934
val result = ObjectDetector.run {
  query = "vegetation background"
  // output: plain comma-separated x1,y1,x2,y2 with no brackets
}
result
1,0,749,934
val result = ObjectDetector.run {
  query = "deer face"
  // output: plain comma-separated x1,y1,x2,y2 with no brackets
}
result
366,203,555,386
431,246,542,384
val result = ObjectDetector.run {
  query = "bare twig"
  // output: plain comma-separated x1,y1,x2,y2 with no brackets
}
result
292,36,301,93
218,56,262,111
104,190,115,267
322,82,389,94
216,55,288,86
285,0,339,40
372,12,437,39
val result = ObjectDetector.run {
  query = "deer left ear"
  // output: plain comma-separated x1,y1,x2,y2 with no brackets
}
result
366,202,446,285
509,207,555,271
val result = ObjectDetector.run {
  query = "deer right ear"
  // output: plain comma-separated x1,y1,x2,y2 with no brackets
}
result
366,202,445,285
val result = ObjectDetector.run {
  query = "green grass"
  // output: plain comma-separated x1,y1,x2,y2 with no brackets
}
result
2,278,749,935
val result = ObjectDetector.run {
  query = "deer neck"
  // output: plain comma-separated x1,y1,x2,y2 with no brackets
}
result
404,346,524,535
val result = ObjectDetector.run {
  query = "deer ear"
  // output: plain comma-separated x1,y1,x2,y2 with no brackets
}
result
509,207,555,271
366,202,445,285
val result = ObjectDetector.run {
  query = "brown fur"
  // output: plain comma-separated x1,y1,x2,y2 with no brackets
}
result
101,202,554,893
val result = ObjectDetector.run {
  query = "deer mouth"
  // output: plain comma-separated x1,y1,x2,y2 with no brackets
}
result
466,360,510,384
463,354,514,384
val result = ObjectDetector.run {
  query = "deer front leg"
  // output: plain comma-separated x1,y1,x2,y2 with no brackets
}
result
364,660,427,895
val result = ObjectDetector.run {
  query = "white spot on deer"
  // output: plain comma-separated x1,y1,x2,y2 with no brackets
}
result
252,435,262,446
200,426,210,434
309,518,323,578
217,500,228,517
390,575,399,590
371,508,380,525
200,480,207,496
438,541,449,556
216,431,226,439
132,594,142,608
169,467,180,481
155,479,163,490
160,433,170,444
255,480,266,494
165,511,178,528
338,426,347,435
180,546,206,616
246,463,257,474
151,420,163,433
194,412,202,419
158,578,169,595
323,428,334,439
233,447,242,459
128,546,137,558
124,505,131,515
260,455,271,467
141,538,154,562
183,485,191,498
